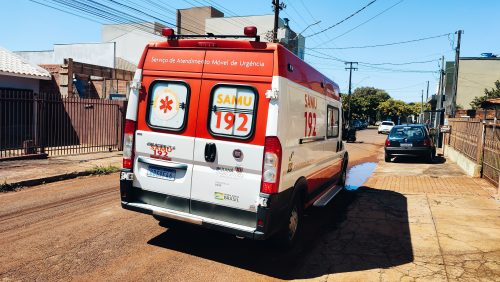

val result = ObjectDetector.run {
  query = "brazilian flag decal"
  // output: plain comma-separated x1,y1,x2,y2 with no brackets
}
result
214,192,224,200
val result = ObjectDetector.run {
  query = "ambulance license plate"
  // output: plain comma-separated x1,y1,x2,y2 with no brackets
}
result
400,143,413,147
146,165,176,181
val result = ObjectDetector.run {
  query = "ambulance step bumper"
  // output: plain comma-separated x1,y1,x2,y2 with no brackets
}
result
313,185,343,207
122,201,264,239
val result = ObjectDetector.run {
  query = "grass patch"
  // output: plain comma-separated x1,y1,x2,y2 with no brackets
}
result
86,165,120,175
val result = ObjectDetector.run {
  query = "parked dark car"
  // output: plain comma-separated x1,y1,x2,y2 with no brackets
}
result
352,119,366,130
384,124,435,162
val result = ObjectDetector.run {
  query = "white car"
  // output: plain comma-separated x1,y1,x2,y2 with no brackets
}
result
378,121,395,134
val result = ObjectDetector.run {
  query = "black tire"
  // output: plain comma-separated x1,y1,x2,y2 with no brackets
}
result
385,153,391,162
339,159,348,189
274,194,303,249
426,150,434,163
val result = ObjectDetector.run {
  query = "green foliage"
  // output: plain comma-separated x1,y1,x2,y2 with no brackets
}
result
86,165,120,175
342,86,432,122
341,87,390,123
377,99,412,118
470,80,500,109
407,102,430,116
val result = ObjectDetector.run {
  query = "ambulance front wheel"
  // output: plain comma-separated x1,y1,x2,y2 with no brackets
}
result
339,157,348,189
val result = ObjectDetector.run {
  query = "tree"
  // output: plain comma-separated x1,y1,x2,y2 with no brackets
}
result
341,87,390,123
407,102,430,116
377,99,412,120
470,80,500,109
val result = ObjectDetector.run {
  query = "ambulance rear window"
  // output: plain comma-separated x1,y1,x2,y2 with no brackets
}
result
147,81,189,131
208,85,258,139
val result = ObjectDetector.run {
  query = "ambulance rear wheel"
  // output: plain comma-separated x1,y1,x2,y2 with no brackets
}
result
275,195,303,249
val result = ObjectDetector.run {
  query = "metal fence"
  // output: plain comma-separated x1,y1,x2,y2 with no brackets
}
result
447,119,482,162
446,118,500,187
482,123,500,187
0,89,126,160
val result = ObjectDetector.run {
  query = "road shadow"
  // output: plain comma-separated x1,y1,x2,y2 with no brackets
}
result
147,187,413,279
393,155,446,164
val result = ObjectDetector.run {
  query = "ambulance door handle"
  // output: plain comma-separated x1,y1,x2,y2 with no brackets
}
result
204,142,217,162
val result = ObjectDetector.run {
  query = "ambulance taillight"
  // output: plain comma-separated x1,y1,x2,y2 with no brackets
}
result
261,136,282,194
122,119,136,169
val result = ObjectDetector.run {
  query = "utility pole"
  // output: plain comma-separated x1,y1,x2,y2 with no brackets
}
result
451,30,463,117
435,55,446,147
435,56,445,128
272,0,285,43
425,80,429,124
345,62,358,126
426,80,429,101
421,89,424,123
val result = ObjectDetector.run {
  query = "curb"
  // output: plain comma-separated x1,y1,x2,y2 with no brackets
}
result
1,170,118,192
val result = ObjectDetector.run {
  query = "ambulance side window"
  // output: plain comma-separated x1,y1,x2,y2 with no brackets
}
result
147,81,189,131
208,85,258,139
327,105,339,138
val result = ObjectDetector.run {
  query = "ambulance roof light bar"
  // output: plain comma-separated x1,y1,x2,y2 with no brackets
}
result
161,26,260,42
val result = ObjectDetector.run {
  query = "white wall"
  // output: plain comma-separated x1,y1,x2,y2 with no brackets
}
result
0,75,40,92
16,43,116,67
102,23,165,65
54,43,115,67
14,51,55,65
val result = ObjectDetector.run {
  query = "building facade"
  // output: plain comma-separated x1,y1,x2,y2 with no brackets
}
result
443,57,500,112
205,14,305,59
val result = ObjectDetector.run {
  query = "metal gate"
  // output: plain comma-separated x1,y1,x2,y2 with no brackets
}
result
0,89,126,160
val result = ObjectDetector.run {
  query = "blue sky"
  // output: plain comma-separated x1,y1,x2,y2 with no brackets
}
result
1,0,499,102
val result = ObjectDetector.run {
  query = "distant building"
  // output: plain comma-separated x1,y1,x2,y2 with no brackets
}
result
177,6,224,35
442,57,500,112
175,6,305,59
0,46,51,93
205,14,305,59
101,22,166,65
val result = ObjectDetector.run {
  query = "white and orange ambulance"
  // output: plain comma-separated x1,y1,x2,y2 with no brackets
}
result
120,27,348,246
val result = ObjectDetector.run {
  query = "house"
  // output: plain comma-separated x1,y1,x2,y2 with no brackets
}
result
0,46,51,93
443,56,500,112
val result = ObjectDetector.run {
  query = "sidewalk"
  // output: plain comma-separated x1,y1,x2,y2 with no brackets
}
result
0,151,122,189
330,146,500,281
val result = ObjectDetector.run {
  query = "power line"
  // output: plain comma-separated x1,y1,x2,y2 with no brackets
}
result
361,59,438,66
304,0,378,38
306,52,438,73
34,0,202,36
45,0,172,34
358,63,439,74
315,0,405,46
310,33,451,50
29,0,104,24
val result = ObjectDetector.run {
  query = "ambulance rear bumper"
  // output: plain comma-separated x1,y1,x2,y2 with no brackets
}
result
120,169,289,240
121,201,266,239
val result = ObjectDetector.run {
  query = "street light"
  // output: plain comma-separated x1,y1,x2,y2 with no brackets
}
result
292,20,321,40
